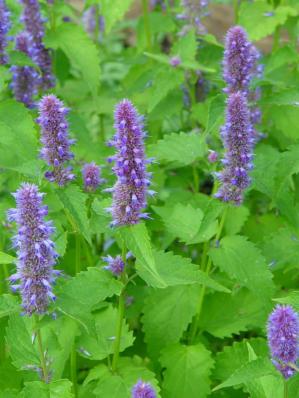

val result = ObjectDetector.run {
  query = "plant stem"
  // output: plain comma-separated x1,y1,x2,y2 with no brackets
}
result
111,244,127,373
284,380,288,398
75,233,81,275
70,347,78,397
188,207,228,343
273,26,281,52
34,316,48,383
142,0,152,51
192,163,199,192
233,0,240,24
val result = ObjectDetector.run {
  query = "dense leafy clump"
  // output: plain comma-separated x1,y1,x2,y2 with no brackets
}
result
0,1,299,398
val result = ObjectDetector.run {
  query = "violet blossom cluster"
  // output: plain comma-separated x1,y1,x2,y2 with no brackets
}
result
267,305,299,379
215,91,254,204
82,5,105,42
107,99,153,226
20,0,55,89
0,0,10,64
7,183,59,315
10,32,39,108
177,0,209,36
37,95,75,186
131,380,156,398
82,162,103,192
103,255,124,276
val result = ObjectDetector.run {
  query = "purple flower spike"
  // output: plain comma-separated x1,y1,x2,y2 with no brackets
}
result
267,305,299,379
132,380,156,398
215,91,253,205
82,5,105,42
20,0,55,89
178,0,209,36
37,95,75,186
10,32,39,108
7,183,59,315
108,99,152,226
0,0,10,64
223,26,258,94
103,255,124,276
82,162,103,192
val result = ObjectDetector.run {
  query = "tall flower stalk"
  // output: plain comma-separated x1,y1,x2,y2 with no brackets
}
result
10,32,39,108
177,0,209,36
37,95,75,186
20,0,55,89
7,183,59,315
0,0,10,64
267,305,299,379
107,99,153,226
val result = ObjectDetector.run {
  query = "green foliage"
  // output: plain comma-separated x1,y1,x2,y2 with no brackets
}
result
160,343,214,398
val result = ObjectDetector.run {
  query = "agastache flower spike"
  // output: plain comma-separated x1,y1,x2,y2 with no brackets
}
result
20,0,55,89
82,162,103,192
215,91,254,205
82,5,105,42
177,0,209,36
0,0,10,64
108,99,153,226
132,380,157,398
223,26,259,94
37,95,75,186
103,255,124,276
7,183,59,315
267,305,299,379
10,32,39,108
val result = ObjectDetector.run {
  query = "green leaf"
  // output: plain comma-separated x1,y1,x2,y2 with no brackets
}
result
45,24,100,97
8,50,37,67
0,295,19,318
55,268,122,330
149,132,207,166
84,357,160,398
163,203,204,243
153,250,230,292
0,100,40,176
119,224,166,288
0,252,15,264
224,206,249,236
100,0,134,33
55,185,91,244
213,358,275,391
214,338,268,382
6,314,40,369
239,2,297,41
273,291,299,311
142,285,199,357
204,94,226,135
160,343,214,398
261,89,299,106
77,304,134,360
269,105,299,140
200,289,267,338
210,236,274,301
20,380,73,398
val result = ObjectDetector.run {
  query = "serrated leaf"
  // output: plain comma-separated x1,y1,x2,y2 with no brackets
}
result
214,338,268,382
6,314,40,369
119,224,166,288
150,132,207,166
160,343,214,398
55,268,122,330
55,185,91,244
200,289,267,338
274,291,299,312
85,358,160,398
45,24,100,97
77,304,134,360
204,94,225,135
213,358,275,391
164,203,203,243
0,100,40,176
0,251,15,264
8,50,37,67
210,236,274,301
0,295,19,318
142,285,199,358
100,0,134,33
20,379,73,398
224,206,249,235
153,250,230,292
239,2,297,41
